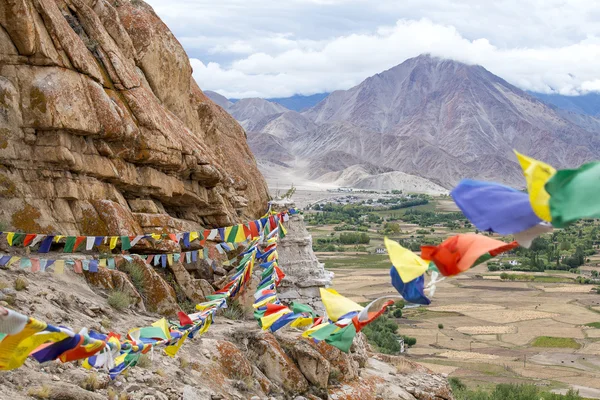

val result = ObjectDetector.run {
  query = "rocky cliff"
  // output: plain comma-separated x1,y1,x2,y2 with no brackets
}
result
0,0,269,236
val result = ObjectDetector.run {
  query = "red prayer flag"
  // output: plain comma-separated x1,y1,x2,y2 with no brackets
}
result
352,300,394,332
243,224,252,239
421,234,518,276
23,234,37,246
274,265,285,285
177,311,194,326
73,260,83,274
265,303,288,316
74,236,86,252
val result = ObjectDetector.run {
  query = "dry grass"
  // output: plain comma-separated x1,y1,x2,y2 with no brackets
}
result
456,326,517,335
155,368,167,377
438,350,500,360
14,277,27,291
179,356,189,370
429,304,503,313
27,386,51,399
107,387,118,400
80,372,105,391
107,290,130,311
136,353,151,368
101,317,111,330
0,279,9,290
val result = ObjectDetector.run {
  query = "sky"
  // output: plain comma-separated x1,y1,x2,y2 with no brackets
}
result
146,0,600,99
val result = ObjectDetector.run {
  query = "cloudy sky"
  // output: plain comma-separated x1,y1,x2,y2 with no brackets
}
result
146,0,600,99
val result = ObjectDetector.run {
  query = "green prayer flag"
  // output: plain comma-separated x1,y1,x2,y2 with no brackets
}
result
253,309,266,323
325,323,357,353
261,265,275,279
292,302,315,317
308,323,339,341
138,326,169,340
12,233,26,246
473,252,493,267
206,294,227,301
545,162,600,228
121,236,131,251
227,225,239,243
63,236,76,253
124,353,141,367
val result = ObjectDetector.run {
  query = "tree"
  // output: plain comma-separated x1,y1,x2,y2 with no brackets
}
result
560,241,571,251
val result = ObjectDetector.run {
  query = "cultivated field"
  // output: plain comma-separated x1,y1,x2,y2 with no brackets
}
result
332,264,600,398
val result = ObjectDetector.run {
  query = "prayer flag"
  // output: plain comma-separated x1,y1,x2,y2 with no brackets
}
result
545,161,600,228
384,237,429,283
390,268,430,305
320,288,363,322
324,323,357,353
421,234,518,276
451,179,541,234
515,150,556,222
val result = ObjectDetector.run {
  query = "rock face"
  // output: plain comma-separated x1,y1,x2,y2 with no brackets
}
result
271,200,332,312
0,0,269,235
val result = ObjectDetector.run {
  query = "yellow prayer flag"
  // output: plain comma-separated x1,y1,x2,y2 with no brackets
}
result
54,235,63,243
99,259,107,267
6,232,14,246
190,231,199,242
109,236,118,250
514,150,556,222
224,226,233,241
54,260,65,274
384,237,429,283
290,316,313,328
151,233,162,241
0,318,69,370
164,331,190,357
8,257,20,266
235,225,246,242
260,309,292,330
198,315,212,335
151,318,171,340
319,288,363,322
167,254,173,266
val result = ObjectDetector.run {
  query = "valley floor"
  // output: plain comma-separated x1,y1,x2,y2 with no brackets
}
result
332,264,600,398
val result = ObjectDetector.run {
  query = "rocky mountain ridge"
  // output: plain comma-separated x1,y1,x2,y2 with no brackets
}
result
209,55,600,190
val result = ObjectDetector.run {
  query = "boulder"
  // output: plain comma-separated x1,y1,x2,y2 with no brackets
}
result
84,267,145,311
290,339,330,389
116,256,180,316
242,331,309,395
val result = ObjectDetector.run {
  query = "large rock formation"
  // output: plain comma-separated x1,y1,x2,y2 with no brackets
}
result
0,0,269,236
271,200,332,311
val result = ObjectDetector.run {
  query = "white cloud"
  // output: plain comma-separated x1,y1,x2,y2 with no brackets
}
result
146,0,600,98
189,19,600,98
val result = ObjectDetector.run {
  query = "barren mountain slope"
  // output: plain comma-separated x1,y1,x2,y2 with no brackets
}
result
300,54,600,187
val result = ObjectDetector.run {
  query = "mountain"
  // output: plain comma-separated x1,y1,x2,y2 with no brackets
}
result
532,92,600,117
204,90,233,109
227,98,289,131
298,54,600,187
267,93,330,112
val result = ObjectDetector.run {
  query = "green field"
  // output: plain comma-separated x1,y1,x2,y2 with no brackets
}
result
531,336,581,349
321,253,391,269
